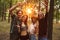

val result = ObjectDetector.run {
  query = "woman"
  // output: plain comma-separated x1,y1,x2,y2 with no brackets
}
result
38,11,47,40
29,16,38,40
20,15,29,40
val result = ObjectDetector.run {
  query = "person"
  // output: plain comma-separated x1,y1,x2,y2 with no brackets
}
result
29,16,38,40
38,11,48,40
20,15,29,40
10,10,23,40
9,2,23,40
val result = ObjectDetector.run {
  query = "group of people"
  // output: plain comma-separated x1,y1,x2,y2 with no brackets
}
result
9,2,47,40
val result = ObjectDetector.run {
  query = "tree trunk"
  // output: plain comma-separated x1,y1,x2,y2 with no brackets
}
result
3,1,6,20
1,11,4,21
47,0,54,40
1,0,6,21
56,6,60,23
56,9,59,23
4,2,6,20
1,2,4,21
8,0,12,23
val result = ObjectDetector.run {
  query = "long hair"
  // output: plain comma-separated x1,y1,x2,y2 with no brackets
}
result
22,15,28,25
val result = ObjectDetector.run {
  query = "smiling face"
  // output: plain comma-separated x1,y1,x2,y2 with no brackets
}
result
22,15,28,22
17,10,23,18
18,11,22,16
32,17,37,24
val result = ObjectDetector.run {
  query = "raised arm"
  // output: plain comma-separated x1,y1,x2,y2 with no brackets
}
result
9,2,22,15
9,2,22,12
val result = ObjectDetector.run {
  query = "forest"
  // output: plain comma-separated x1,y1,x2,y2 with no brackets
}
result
0,0,60,40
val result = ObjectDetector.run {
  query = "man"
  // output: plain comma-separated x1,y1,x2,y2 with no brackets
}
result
9,2,23,40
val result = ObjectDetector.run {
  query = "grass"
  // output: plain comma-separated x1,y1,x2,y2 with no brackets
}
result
0,20,60,40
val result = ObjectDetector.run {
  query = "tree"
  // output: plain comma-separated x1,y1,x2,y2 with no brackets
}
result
1,0,5,21
47,0,54,40
8,0,12,23
55,0,60,23
0,0,9,21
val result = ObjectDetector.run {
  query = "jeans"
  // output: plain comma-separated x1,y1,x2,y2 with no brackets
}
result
30,34,36,40
38,37,47,40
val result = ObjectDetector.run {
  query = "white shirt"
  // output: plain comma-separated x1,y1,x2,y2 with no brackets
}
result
29,23,36,34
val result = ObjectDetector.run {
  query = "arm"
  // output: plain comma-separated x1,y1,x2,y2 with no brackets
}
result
9,2,22,15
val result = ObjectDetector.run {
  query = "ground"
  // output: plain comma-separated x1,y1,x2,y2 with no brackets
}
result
0,21,10,40
0,21,60,40
53,23,60,40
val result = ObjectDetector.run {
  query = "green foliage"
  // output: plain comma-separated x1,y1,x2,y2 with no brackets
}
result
0,0,24,18
54,0,60,22
0,0,60,21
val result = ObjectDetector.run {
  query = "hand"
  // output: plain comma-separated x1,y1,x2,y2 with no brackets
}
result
38,11,45,19
17,2,22,6
16,25,20,27
9,2,22,12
